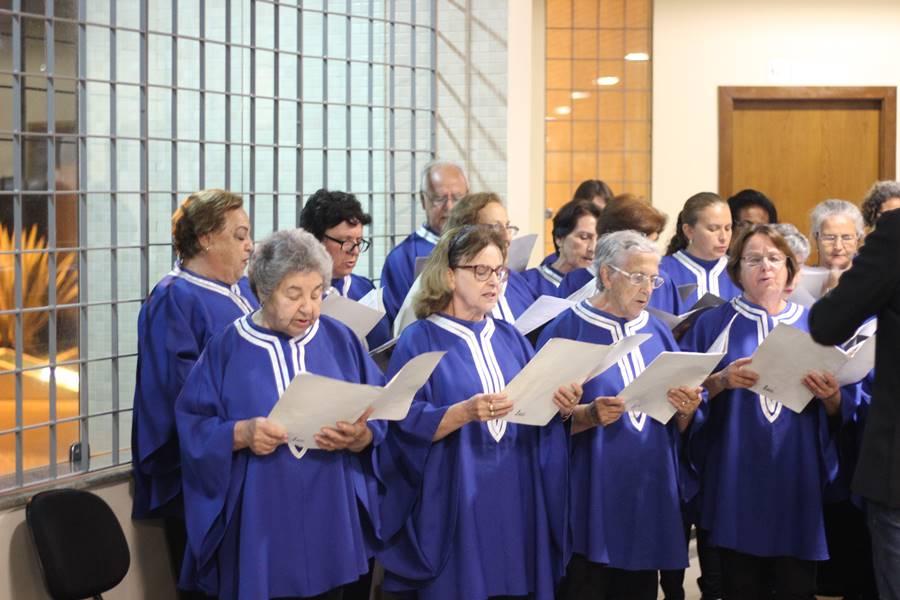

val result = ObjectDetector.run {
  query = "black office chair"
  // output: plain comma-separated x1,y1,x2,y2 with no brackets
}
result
26,488,131,600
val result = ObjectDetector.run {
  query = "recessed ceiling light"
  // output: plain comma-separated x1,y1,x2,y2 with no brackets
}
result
595,76,620,86
553,105,572,115
570,91,591,100
624,52,650,61
545,116,557,121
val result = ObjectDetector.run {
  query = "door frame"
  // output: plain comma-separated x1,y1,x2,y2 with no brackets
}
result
718,86,897,196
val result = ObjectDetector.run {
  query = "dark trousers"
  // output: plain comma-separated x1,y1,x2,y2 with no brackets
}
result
342,558,374,600
719,548,816,600
561,554,657,600
658,525,722,600
818,500,878,599
163,516,214,600
273,590,343,600
383,593,529,600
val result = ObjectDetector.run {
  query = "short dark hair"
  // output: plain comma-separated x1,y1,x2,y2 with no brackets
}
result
727,188,778,224
726,223,798,291
572,179,614,205
298,188,372,240
860,180,900,228
597,197,667,237
551,199,602,252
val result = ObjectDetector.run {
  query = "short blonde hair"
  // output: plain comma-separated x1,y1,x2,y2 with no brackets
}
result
172,189,244,260
413,225,508,319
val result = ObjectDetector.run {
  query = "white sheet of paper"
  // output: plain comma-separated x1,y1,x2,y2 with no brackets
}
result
514,295,575,335
504,337,633,426
707,314,738,354
414,256,429,278
788,285,817,308
585,333,652,380
748,324,848,413
508,234,538,272
646,307,698,330
620,351,725,424
268,351,445,446
796,266,830,300
358,287,384,312
321,293,385,341
677,283,699,303
269,374,381,447
372,351,446,419
393,276,423,337
566,272,597,303
837,334,876,386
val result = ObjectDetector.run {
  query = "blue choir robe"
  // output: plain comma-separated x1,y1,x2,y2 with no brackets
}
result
376,314,569,600
537,301,692,571
651,251,741,314
521,264,565,297
175,314,387,599
380,225,440,325
556,267,593,299
680,297,840,561
132,265,258,520
541,252,559,266
500,269,539,321
329,274,392,349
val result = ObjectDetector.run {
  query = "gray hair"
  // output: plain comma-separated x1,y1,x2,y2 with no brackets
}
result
771,222,810,265
248,228,333,302
861,180,900,227
419,159,469,200
592,229,660,292
809,199,864,241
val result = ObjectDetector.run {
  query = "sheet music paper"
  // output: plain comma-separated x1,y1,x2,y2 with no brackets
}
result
620,351,725,424
504,334,650,426
748,324,848,413
414,256,429,278
566,271,597,303
677,283,699,303
508,234,538,272
268,351,445,447
358,287,384,312
836,334,876,386
321,293,386,341
514,295,575,335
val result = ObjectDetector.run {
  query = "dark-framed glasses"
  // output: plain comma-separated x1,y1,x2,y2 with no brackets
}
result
452,264,510,283
608,264,665,289
323,233,371,254
426,192,466,207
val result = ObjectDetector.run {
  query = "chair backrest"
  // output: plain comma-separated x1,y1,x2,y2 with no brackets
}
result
26,488,130,600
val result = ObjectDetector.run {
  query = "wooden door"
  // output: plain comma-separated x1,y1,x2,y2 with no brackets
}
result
719,86,896,263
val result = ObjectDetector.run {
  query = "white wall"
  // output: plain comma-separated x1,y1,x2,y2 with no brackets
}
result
0,476,176,600
652,0,900,237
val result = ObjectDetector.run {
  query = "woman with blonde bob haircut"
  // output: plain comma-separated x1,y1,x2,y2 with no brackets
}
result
376,224,582,600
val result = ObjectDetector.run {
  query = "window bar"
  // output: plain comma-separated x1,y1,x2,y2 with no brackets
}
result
429,0,437,159
344,1,351,194
224,0,232,189
409,1,417,228
198,0,206,189
294,6,303,225
321,8,328,186
272,1,279,232
11,0,25,488
366,0,375,279
76,0,90,474
108,0,121,467
170,0,179,231
45,0,60,479
139,0,150,300
388,0,397,244
249,0,256,226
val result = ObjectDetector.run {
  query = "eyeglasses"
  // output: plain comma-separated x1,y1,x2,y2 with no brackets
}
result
452,264,510,283
486,222,520,237
425,192,465,207
741,253,786,269
817,233,858,246
607,264,665,289
322,234,371,254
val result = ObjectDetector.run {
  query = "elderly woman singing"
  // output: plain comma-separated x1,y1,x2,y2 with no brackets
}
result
176,229,385,600
377,224,582,600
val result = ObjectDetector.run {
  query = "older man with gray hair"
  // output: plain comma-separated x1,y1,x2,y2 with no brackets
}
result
379,159,468,324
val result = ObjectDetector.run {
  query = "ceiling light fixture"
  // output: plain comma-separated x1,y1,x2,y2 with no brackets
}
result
624,52,650,61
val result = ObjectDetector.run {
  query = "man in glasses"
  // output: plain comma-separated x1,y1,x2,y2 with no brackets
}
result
380,160,469,325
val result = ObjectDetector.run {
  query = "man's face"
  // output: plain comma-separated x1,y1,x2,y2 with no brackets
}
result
422,165,468,234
